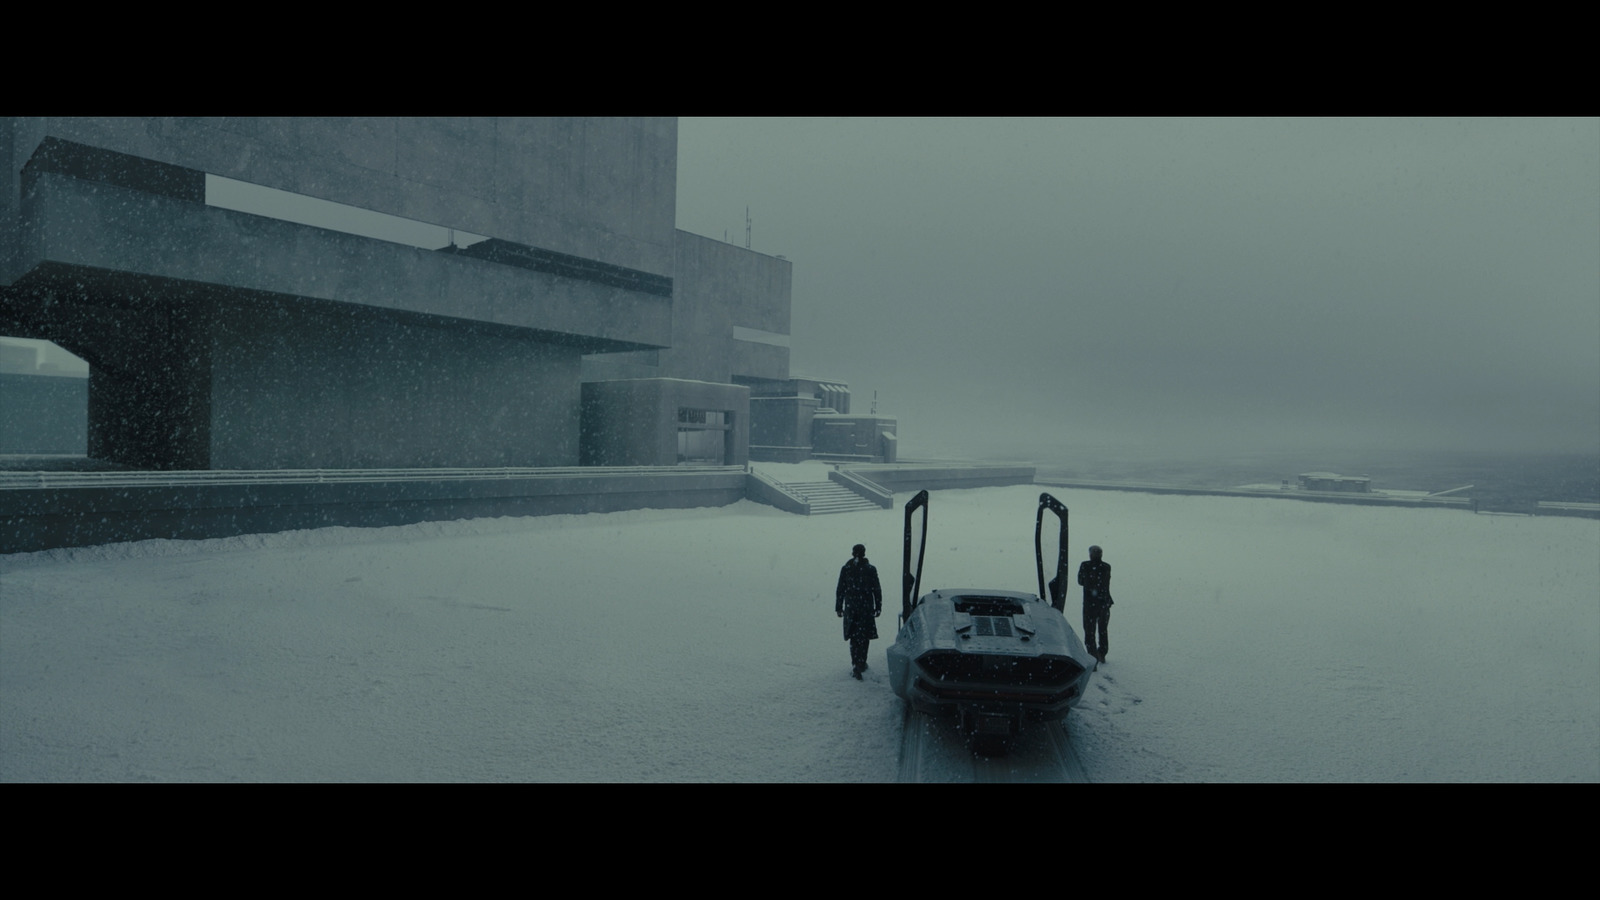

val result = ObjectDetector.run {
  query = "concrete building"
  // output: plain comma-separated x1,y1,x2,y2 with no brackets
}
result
0,117,809,471
580,378,749,467
810,412,898,463
742,374,902,463
2,118,898,478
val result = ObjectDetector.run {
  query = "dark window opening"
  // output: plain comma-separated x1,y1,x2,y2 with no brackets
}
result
676,408,732,465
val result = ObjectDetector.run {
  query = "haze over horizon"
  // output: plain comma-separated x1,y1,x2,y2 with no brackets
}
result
676,117,1600,460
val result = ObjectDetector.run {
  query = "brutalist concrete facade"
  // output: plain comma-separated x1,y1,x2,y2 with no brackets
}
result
2,117,678,470
580,229,791,386
580,378,749,467
748,394,821,462
811,413,898,462
748,377,899,463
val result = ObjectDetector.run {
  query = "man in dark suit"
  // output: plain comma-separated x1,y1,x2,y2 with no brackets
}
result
836,543,883,680
1077,545,1113,664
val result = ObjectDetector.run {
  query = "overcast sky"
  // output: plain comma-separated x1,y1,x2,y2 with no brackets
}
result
675,117,1599,459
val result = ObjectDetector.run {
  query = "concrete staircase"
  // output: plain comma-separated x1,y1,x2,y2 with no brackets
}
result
787,480,882,515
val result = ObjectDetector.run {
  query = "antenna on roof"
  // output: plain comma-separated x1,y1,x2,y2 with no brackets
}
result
745,206,752,249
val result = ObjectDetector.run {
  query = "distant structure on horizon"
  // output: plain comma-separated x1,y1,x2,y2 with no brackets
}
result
1297,472,1372,493
0,117,895,470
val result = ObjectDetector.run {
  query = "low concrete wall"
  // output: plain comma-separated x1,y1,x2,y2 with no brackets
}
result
745,470,808,515
1035,478,1475,510
1534,501,1600,519
749,444,812,463
828,467,893,508
0,466,745,553
841,463,1036,493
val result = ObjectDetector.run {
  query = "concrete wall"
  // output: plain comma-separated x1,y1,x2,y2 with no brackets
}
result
61,294,580,470
0,117,16,287
668,231,790,383
812,413,897,461
86,303,214,468
581,378,749,467
0,467,746,554
749,395,819,461
844,463,1037,493
5,117,677,279
748,376,849,412
206,300,580,469
586,230,791,385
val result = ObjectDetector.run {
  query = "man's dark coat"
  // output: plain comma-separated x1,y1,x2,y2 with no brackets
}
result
1077,559,1113,609
836,557,883,641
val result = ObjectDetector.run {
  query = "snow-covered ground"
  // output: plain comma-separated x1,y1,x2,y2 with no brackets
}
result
3,474,1596,781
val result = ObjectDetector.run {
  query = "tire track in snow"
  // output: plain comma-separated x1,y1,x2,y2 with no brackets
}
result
898,707,1090,783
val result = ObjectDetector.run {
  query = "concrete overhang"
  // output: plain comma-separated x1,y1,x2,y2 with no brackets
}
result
730,336,789,382
11,170,672,352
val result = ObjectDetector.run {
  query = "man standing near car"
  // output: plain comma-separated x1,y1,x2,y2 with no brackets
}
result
1078,545,1112,664
836,543,882,680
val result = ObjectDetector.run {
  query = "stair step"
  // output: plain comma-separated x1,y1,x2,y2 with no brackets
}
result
780,480,880,514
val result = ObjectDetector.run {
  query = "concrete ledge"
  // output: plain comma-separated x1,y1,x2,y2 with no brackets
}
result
749,444,812,463
1036,478,1475,509
0,466,746,553
1535,501,1600,519
18,172,673,351
841,463,1036,493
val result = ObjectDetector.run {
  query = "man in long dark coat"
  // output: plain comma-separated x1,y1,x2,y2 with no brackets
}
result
836,543,882,680
1077,545,1112,664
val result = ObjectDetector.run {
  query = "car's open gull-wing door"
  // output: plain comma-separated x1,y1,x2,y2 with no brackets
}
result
901,489,928,625
1036,492,1070,613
